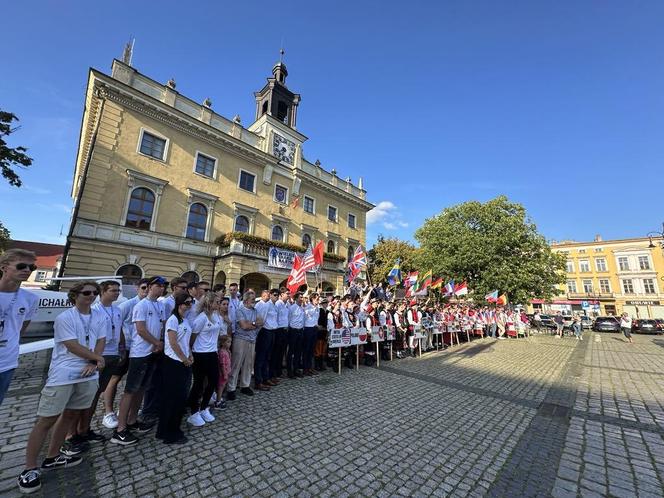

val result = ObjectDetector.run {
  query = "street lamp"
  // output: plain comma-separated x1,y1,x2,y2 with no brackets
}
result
647,222,664,248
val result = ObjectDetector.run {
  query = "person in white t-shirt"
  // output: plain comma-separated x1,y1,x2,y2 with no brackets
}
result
620,313,633,343
111,276,166,446
157,293,193,445
102,277,149,429
66,280,124,447
0,249,39,406
186,292,222,426
18,281,106,495
159,277,188,318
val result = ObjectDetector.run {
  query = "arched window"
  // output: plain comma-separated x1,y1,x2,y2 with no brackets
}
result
327,240,335,254
125,187,155,230
116,264,143,298
234,215,250,233
186,203,207,241
271,225,284,242
181,271,200,284
302,233,312,247
347,245,354,261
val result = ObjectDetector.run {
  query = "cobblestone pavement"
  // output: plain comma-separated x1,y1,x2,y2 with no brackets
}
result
1,332,663,497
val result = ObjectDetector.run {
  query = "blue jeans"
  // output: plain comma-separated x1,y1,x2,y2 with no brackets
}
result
489,323,497,338
302,327,317,370
0,369,15,406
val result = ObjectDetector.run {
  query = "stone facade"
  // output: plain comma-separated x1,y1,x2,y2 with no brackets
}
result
61,58,373,295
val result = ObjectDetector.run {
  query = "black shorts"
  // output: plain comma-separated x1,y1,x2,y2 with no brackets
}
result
98,355,121,392
124,354,157,394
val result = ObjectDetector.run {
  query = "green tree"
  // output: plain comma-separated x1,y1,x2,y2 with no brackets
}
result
367,235,419,284
0,220,10,252
1,110,33,187
414,196,565,303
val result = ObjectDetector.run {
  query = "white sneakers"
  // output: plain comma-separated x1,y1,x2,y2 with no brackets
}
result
188,408,216,426
200,408,215,422
102,412,119,429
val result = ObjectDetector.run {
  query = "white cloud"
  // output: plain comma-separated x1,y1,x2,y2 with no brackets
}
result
367,200,410,231
366,201,396,224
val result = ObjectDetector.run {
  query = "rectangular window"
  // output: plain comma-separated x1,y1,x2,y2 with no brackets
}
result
139,131,167,160
565,261,574,273
238,170,256,193
303,196,315,214
348,213,356,229
643,278,656,294
582,279,593,293
579,260,590,273
638,256,651,270
327,205,337,222
194,153,216,177
622,279,634,294
594,248,603,252
35,271,47,282
599,279,611,294
567,280,577,293
578,249,586,253
274,184,288,204
595,258,607,272
618,257,629,271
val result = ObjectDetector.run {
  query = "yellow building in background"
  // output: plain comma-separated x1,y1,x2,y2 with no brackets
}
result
546,235,664,318
60,52,373,295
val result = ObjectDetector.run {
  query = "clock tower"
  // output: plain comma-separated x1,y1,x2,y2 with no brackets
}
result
253,52,301,129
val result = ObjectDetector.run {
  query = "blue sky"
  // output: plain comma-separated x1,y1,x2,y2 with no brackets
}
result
2,1,664,248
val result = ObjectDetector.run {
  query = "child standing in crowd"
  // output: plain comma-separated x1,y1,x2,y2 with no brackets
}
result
216,335,232,408
157,294,193,445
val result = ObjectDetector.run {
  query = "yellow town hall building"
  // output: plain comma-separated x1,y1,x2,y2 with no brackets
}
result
60,52,373,295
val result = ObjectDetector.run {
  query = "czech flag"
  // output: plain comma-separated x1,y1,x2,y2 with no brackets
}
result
485,290,499,302
444,280,455,296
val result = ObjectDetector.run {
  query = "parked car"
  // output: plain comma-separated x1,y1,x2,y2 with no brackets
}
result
538,314,557,330
562,315,574,330
632,319,663,334
580,316,593,330
592,316,620,332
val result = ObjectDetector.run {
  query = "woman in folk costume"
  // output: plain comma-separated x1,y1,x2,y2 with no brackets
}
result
394,302,408,357
406,303,422,356
313,300,329,371
505,310,517,338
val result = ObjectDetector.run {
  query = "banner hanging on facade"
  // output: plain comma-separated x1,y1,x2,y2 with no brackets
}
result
268,247,317,273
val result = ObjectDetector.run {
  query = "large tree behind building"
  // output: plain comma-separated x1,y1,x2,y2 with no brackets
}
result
0,109,33,249
414,196,565,303
367,235,419,284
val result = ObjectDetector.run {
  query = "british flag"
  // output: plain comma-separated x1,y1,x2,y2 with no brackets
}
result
347,245,367,282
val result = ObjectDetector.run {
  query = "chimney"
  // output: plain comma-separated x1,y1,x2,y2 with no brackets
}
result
594,234,602,242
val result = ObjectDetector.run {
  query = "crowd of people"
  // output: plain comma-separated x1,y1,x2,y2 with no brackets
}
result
0,247,583,494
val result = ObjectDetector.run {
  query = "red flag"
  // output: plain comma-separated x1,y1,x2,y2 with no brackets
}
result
287,255,306,294
312,241,324,266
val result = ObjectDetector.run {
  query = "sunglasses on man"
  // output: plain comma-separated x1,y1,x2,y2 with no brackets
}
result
79,290,99,297
14,263,38,272
183,301,193,306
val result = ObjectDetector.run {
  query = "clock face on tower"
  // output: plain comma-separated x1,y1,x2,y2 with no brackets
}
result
272,133,296,165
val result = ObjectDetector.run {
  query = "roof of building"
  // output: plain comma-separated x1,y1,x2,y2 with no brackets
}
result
8,240,64,268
